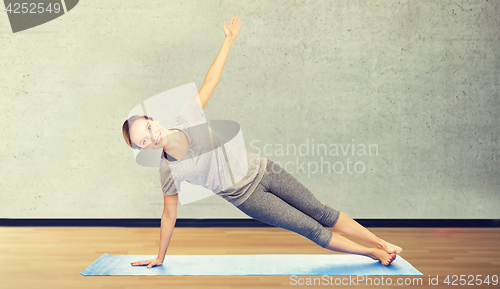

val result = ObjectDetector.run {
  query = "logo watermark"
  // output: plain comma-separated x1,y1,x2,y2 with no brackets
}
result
289,274,499,286
250,138,379,177
290,275,423,286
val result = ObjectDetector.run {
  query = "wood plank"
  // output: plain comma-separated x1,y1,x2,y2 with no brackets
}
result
0,227,499,289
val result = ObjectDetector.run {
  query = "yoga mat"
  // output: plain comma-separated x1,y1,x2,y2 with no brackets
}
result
81,254,422,276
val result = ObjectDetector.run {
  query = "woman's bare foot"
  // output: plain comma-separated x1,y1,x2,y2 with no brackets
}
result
378,239,403,254
368,248,397,266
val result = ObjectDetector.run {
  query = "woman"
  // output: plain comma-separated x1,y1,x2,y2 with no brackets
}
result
123,15,402,269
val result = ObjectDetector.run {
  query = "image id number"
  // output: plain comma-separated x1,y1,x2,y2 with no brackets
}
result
444,275,498,286
6,2,62,14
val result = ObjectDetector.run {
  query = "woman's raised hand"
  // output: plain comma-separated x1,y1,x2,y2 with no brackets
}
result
223,14,242,41
131,257,163,269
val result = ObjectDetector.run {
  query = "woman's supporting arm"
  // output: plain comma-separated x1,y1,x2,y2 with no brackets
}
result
157,194,179,263
195,15,242,109
131,194,178,268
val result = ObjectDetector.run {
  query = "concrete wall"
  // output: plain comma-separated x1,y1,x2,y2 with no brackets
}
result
1,0,498,219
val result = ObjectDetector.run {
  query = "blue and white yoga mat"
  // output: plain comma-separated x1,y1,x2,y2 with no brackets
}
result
81,253,422,276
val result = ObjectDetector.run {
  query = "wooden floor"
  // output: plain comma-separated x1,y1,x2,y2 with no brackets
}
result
1,227,499,289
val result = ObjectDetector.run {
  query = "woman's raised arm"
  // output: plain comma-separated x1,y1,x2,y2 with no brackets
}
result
194,14,242,109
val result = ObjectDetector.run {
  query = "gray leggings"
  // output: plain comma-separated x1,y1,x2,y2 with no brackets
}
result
237,159,341,248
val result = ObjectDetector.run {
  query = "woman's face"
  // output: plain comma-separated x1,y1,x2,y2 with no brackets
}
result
129,118,167,150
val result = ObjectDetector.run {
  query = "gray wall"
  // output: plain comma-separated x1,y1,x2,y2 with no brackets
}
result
1,0,498,219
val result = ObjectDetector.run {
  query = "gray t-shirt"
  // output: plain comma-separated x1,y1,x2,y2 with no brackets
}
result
159,98,267,206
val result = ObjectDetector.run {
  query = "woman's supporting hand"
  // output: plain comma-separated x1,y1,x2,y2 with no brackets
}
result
223,14,241,42
131,257,163,269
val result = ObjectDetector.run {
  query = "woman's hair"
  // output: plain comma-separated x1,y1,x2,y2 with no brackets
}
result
122,115,154,150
